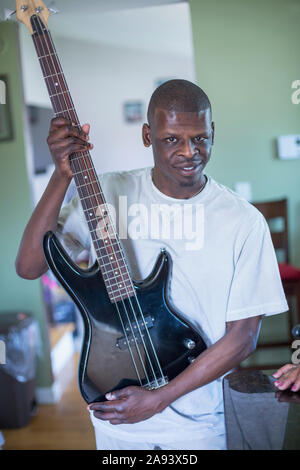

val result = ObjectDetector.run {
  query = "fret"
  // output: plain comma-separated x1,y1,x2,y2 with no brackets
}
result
87,220,116,235
106,282,134,293
104,277,133,290
110,291,135,303
73,168,95,177
106,287,133,300
49,90,70,98
98,261,128,276
70,155,89,162
101,266,129,277
83,206,105,216
89,227,117,238
54,107,75,115
105,275,132,287
76,180,98,189
78,193,103,202
94,243,122,257
38,52,56,60
95,251,125,264
92,230,119,241
43,72,63,79
87,216,113,227
97,259,123,269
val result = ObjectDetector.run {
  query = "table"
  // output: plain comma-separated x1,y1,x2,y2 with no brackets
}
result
223,369,300,450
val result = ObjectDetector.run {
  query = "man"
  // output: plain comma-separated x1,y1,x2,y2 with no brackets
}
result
16,79,288,450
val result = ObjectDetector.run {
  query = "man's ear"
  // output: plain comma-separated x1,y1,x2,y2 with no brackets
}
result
211,121,215,145
142,123,152,147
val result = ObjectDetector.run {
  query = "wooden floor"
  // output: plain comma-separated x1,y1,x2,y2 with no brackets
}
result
2,353,96,450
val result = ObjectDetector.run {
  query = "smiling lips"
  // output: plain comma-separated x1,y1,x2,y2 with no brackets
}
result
175,163,200,175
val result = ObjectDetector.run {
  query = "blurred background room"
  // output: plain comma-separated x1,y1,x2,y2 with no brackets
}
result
0,0,299,450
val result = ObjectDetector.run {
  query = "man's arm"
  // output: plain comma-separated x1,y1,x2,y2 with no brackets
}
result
15,117,92,280
88,315,261,424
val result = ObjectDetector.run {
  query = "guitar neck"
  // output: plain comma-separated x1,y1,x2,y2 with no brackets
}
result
30,14,134,303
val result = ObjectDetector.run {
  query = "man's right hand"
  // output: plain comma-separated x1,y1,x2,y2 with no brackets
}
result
47,117,93,180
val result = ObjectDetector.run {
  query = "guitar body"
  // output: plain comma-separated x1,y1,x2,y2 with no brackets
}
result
43,231,207,403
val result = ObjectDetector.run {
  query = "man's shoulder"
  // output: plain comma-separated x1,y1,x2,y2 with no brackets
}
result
209,177,264,226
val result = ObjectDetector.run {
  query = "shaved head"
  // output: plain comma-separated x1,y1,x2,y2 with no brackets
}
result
147,79,211,126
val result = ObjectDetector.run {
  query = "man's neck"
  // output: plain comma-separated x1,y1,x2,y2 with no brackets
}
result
151,167,207,199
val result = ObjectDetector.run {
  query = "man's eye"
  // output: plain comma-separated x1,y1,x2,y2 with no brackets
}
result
194,136,206,142
166,137,177,143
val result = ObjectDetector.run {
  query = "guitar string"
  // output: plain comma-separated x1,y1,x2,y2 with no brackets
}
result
40,33,160,389
31,21,148,387
33,16,165,387
32,21,152,389
32,25,152,389
41,28,166,389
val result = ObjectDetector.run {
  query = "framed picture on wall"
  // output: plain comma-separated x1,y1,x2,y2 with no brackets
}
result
123,101,143,123
0,75,13,142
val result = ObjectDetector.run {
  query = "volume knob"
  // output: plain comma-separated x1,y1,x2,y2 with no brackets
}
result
184,338,196,350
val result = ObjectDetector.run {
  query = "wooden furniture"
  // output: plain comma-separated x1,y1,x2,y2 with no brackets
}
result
246,198,300,368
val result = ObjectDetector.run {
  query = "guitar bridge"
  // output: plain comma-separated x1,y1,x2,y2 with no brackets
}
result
143,376,169,390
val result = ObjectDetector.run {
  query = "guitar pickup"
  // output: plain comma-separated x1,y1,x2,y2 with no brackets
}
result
116,315,154,350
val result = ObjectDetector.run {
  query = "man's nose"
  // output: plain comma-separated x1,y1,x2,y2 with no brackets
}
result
180,140,194,159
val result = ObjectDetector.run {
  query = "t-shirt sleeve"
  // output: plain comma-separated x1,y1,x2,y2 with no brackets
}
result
226,214,288,321
55,195,91,261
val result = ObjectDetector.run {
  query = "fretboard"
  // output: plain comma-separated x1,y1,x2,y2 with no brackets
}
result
30,14,134,303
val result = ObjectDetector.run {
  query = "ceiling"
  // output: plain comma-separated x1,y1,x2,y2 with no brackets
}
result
0,0,193,57
51,0,186,14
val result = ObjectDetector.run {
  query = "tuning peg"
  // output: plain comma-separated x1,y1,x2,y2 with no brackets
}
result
4,8,16,21
48,1,59,14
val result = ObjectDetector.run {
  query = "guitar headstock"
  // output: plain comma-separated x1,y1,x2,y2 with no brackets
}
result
15,0,50,35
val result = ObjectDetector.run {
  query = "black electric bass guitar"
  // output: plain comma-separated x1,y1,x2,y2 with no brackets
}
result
17,0,207,403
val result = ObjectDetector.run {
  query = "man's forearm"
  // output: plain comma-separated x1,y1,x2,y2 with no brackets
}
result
155,315,261,409
15,169,72,279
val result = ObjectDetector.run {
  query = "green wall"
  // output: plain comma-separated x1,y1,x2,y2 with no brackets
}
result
0,21,53,388
190,0,300,365
190,0,300,263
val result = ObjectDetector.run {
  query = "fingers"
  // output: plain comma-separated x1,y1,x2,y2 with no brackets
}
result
105,387,132,401
48,121,90,145
81,123,90,135
273,363,295,379
47,118,93,179
88,400,127,424
50,136,92,157
273,365,300,391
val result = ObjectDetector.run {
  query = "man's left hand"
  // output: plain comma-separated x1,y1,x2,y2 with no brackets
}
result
88,386,168,425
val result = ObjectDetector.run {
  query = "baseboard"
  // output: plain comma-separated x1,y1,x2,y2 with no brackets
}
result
35,381,62,404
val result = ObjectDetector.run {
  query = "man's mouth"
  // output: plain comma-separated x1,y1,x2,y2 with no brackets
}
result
175,164,200,176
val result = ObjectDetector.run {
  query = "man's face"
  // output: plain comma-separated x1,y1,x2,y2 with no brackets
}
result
142,108,214,196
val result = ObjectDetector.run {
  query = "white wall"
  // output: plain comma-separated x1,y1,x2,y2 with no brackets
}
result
19,26,195,177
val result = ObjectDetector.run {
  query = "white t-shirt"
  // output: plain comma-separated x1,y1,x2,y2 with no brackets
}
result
56,166,288,445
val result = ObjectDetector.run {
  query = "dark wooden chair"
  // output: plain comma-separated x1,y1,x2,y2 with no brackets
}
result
242,198,300,369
